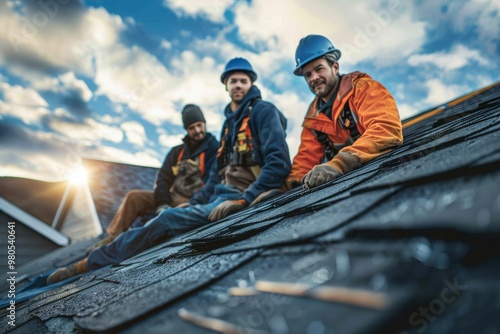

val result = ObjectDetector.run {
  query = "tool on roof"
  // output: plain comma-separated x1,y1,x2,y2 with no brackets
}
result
178,308,267,334
255,280,389,310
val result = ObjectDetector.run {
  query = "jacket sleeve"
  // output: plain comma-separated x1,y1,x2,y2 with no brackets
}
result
189,160,220,205
327,79,403,174
153,146,179,207
241,103,291,204
202,136,220,184
287,126,325,183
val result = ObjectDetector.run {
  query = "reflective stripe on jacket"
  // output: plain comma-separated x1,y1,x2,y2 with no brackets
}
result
154,133,219,207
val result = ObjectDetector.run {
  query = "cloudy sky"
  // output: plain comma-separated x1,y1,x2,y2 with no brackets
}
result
0,0,498,181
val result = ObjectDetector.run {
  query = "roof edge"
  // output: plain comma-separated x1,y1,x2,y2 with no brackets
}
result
402,80,500,128
0,197,70,246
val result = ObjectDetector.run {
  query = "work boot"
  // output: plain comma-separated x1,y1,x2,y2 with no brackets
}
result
47,258,89,285
85,236,112,254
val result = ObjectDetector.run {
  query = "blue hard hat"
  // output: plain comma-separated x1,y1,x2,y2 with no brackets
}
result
293,35,341,76
220,57,257,83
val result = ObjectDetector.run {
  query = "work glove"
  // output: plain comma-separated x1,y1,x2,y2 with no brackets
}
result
302,164,343,189
155,204,171,215
208,199,248,222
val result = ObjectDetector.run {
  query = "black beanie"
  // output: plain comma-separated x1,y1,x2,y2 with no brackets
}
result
182,104,205,128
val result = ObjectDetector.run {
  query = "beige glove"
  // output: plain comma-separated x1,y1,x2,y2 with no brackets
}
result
302,164,343,189
155,204,171,215
208,199,248,222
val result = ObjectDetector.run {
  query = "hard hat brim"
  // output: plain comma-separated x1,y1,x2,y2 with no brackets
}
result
221,70,257,84
293,49,341,76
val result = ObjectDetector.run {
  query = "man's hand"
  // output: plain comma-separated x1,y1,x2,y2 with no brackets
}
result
208,199,248,222
155,204,171,215
302,164,342,189
284,178,302,191
176,203,191,209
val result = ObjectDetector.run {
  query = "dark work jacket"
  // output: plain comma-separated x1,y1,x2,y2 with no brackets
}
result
154,132,219,207
189,85,291,205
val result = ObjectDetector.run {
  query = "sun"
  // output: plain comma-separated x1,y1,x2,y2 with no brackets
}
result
67,166,89,185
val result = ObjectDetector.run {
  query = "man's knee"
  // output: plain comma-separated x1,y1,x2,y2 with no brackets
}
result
123,189,152,205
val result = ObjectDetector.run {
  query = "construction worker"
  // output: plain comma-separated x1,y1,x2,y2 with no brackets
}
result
47,57,291,284
286,34,403,189
87,104,219,251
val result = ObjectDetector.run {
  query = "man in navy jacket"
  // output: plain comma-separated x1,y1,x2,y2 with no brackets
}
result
47,58,291,283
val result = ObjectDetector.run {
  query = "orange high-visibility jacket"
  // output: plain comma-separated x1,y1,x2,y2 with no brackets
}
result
288,71,403,182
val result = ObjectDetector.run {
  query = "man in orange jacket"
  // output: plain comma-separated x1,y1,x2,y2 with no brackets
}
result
286,34,403,189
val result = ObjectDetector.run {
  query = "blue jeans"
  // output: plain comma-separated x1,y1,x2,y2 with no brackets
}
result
87,184,243,270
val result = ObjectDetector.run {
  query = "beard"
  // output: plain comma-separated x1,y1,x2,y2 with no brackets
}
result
190,131,205,142
309,70,338,99
230,89,245,104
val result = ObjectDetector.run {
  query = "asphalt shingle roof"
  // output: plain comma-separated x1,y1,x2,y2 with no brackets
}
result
1,82,499,334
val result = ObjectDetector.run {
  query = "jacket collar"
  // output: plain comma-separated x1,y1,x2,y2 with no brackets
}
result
306,71,371,118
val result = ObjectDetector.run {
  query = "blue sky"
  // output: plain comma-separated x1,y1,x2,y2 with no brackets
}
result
0,0,499,181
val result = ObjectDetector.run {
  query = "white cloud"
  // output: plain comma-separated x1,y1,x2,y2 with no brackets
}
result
168,51,227,125
406,0,500,59
0,82,48,107
99,114,122,125
121,121,147,146
0,125,84,181
0,82,50,124
47,114,124,144
30,76,60,91
397,103,418,120
163,0,235,22
160,39,172,50
53,107,71,117
0,151,73,181
0,5,128,87
87,119,124,144
93,43,185,125
0,102,49,125
423,79,465,105
408,44,490,71
232,0,427,68
450,0,500,56
58,72,93,102
158,133,183,148
91,145,162,167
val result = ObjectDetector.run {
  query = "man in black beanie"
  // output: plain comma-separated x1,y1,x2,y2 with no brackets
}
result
182,104,206,129
87,104,219,250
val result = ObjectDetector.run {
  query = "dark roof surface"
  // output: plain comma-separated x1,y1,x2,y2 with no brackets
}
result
82,159,159,230
2,82,500,334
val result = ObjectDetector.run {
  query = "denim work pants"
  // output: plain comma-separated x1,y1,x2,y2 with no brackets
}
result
87,184,242,270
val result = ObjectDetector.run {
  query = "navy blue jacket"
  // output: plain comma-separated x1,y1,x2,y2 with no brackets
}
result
154,132,219,207
190,85,291,204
